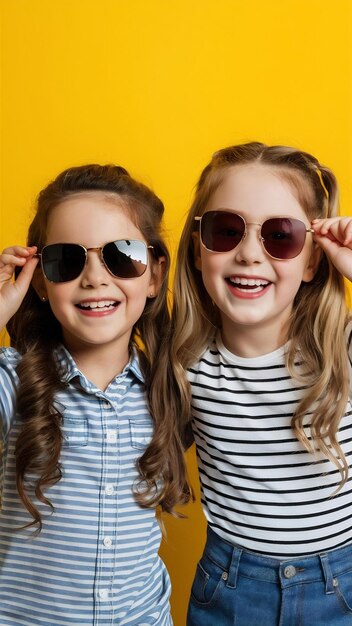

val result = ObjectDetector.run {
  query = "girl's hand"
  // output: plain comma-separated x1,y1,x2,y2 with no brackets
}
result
0,246,39,328
311,217,352,282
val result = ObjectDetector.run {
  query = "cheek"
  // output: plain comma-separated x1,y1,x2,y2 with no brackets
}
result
200,257,223,298
199,251,222,276
277,262,307,297
124,278,150,305
46,284,73,312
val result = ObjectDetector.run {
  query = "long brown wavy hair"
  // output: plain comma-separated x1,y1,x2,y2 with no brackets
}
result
7,164,191,529
168,142,350,488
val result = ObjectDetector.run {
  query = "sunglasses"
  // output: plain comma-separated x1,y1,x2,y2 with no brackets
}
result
35,240,153,283
195,211,314,260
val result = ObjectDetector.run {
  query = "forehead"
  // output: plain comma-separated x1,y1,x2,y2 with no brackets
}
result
49,190,131,216
45,191,143,245
206,164,309,220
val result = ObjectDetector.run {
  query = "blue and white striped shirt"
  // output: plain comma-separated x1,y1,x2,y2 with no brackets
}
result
0,346,172,626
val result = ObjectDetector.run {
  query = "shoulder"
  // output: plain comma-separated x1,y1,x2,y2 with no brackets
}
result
187,341,217,379
128,348,145,385
0,348,21,429
346,318,352,346
345,318,352,363
0,346,22,371
0,347,21,388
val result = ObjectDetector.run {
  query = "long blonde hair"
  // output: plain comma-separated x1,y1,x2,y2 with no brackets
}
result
170,142,350,486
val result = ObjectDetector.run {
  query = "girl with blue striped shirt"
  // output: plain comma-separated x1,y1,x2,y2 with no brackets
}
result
0,164,190,626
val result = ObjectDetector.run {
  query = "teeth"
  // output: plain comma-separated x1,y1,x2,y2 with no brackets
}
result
80,300,116,309
229,277,269,287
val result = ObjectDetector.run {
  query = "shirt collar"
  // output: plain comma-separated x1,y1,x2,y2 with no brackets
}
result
54,344,145,390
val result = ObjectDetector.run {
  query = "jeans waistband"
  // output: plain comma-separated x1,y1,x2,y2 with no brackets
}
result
205,526,352,591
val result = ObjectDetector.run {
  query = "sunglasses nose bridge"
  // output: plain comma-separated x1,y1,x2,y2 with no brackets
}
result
80,246,112,285
85,246,103,257
85,245,107,269
241,222,265,247
235,221,266,261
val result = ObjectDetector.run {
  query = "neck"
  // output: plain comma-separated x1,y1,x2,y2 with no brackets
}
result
66,343,130,391
221,319,289,358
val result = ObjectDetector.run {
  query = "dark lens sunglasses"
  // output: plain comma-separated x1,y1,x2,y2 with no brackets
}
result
35,239,153,283
195,211,314,260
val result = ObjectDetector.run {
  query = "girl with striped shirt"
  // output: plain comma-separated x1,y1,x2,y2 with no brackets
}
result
0,164,190,625
170,142,352,625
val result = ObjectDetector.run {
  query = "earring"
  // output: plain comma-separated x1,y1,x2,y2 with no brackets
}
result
41,296,47,302
149,292,155,298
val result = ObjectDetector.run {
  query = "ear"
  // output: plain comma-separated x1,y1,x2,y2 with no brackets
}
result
192,231,202,271
302,243,322,283
31,265,48,301
148,256,166,298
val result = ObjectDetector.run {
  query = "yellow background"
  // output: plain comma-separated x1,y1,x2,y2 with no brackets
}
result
1,1,351,624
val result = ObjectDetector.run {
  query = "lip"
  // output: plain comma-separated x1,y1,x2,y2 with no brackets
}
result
225,275,272,299
78,307,119,317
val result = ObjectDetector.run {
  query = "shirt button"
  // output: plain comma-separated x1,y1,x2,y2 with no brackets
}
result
103,536,112,548
99,589,109,600
106,430,117,443
284,565,297,579
105,484,114,495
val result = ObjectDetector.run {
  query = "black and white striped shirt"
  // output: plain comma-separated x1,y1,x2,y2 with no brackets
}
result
188,328,352,557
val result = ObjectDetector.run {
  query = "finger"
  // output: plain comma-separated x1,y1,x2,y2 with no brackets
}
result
328,220,352,246
312,219,352,246
311,218,341,236
313,232,342,255
342,221,352,245
0,246,38,269
1,245,37,258
13,256,39,292
0,254,27,269
0,256,40,328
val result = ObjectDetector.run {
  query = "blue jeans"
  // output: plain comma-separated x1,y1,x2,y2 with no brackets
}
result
187,526,352,626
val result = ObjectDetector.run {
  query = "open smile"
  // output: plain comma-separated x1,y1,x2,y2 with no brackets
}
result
75,299,120,315
226,276,272,298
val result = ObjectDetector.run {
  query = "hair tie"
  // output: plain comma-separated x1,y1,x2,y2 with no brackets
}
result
315,168,329,217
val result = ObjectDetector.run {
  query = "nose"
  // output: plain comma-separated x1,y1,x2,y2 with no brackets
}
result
80,249,110,287
234,223,266,264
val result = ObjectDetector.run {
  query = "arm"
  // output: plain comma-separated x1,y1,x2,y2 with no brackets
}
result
0,246,39,329
311,217,352,282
